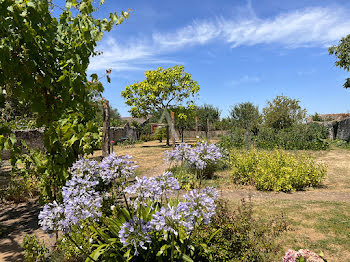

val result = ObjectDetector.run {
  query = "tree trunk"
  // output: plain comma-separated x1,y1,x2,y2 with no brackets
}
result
181,128,184,142
171,111,176,148
166,124,170,146
102,100,110,157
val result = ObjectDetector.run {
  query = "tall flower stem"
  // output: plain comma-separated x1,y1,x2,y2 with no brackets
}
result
171,232,175,262
66,234,97,262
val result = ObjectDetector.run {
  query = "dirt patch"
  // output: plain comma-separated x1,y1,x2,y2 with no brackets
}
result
0,200,55,262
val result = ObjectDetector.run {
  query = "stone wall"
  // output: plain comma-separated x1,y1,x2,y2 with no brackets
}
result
313,117,350,141
110,125,137,143
1,128,44,160
1,125,138,160
336,118,350,142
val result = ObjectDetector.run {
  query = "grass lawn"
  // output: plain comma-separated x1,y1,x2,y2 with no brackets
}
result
254,199,350,261
201,147,350,261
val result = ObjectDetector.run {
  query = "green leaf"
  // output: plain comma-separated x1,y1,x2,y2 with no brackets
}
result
106,75,111,83
182,254,194,262
87,244,107,261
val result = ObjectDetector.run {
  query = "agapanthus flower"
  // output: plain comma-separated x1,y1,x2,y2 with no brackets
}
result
38,201,65,232
39,169,102,234
164,142,222,171
183,187,218,225
124,173,180,208
99,153,138,184
71,158,100,178
150,204,187,235
118,218,152,256
154,171,180,199
164,143,191,163
150,187,218,234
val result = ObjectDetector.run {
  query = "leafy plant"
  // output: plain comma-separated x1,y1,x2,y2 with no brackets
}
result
230,148,327,192
22,234,49,262
0,0,130,202
191,199,288,261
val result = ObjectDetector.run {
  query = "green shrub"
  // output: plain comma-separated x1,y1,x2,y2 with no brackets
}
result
22,234,49,262
332,139,350,149
230,149,327,192
220,124,329,151
1,174,39,203
139,134,154,142
256,124,329,150
191,199,288,261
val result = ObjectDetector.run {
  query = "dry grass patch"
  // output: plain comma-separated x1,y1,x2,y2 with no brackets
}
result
93,140,170,175
252,199,350,262
314,148,350,192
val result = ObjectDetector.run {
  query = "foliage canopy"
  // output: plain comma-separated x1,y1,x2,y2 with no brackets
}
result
329,34,350,88
230,102,261,132
262,95,306,130
0,0,129,201
121,65,199,118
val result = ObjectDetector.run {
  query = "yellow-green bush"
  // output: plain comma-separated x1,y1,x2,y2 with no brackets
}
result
230,149,327,192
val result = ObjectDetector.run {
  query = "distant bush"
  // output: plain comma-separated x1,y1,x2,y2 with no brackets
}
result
139,134,155,142
332,139,350,149
256,124,329,150
191,199,288,261
219,124,329,151
230,149,327,192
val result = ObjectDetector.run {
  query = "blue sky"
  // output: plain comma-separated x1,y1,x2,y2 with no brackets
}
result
81,0,350,117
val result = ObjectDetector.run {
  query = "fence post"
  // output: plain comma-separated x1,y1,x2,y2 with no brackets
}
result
195,116,198,138
102,100,110,157
207,118,210,142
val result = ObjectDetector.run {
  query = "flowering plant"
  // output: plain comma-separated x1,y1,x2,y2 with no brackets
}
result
164,142,222,181
38,154,218,261
282,249,327,262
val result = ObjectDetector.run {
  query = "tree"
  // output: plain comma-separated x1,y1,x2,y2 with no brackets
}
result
121,65,200,146
262,95,306,130
0,0,129,201
170,105,196,142
196,104,220,137
230,102,261,133
329,34,350,88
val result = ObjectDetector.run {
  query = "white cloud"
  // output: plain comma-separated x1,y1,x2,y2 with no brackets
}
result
229,75,261,86
89,6,350,72
156,7,350,49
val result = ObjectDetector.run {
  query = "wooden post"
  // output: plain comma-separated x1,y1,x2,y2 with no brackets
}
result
207,118,210,142
195,116,198,137
102,100,110,157
171,111,175,148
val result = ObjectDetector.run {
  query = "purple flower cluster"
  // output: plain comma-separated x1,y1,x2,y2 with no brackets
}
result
39,153,137,234
118,218,153,256
99,153,138,184
124,172,180,208
119,185,218,255
149,187,218,235
39,175,102,234
164,143,191,163
282,249,325,262
71,158,100,178
164,142,222,171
